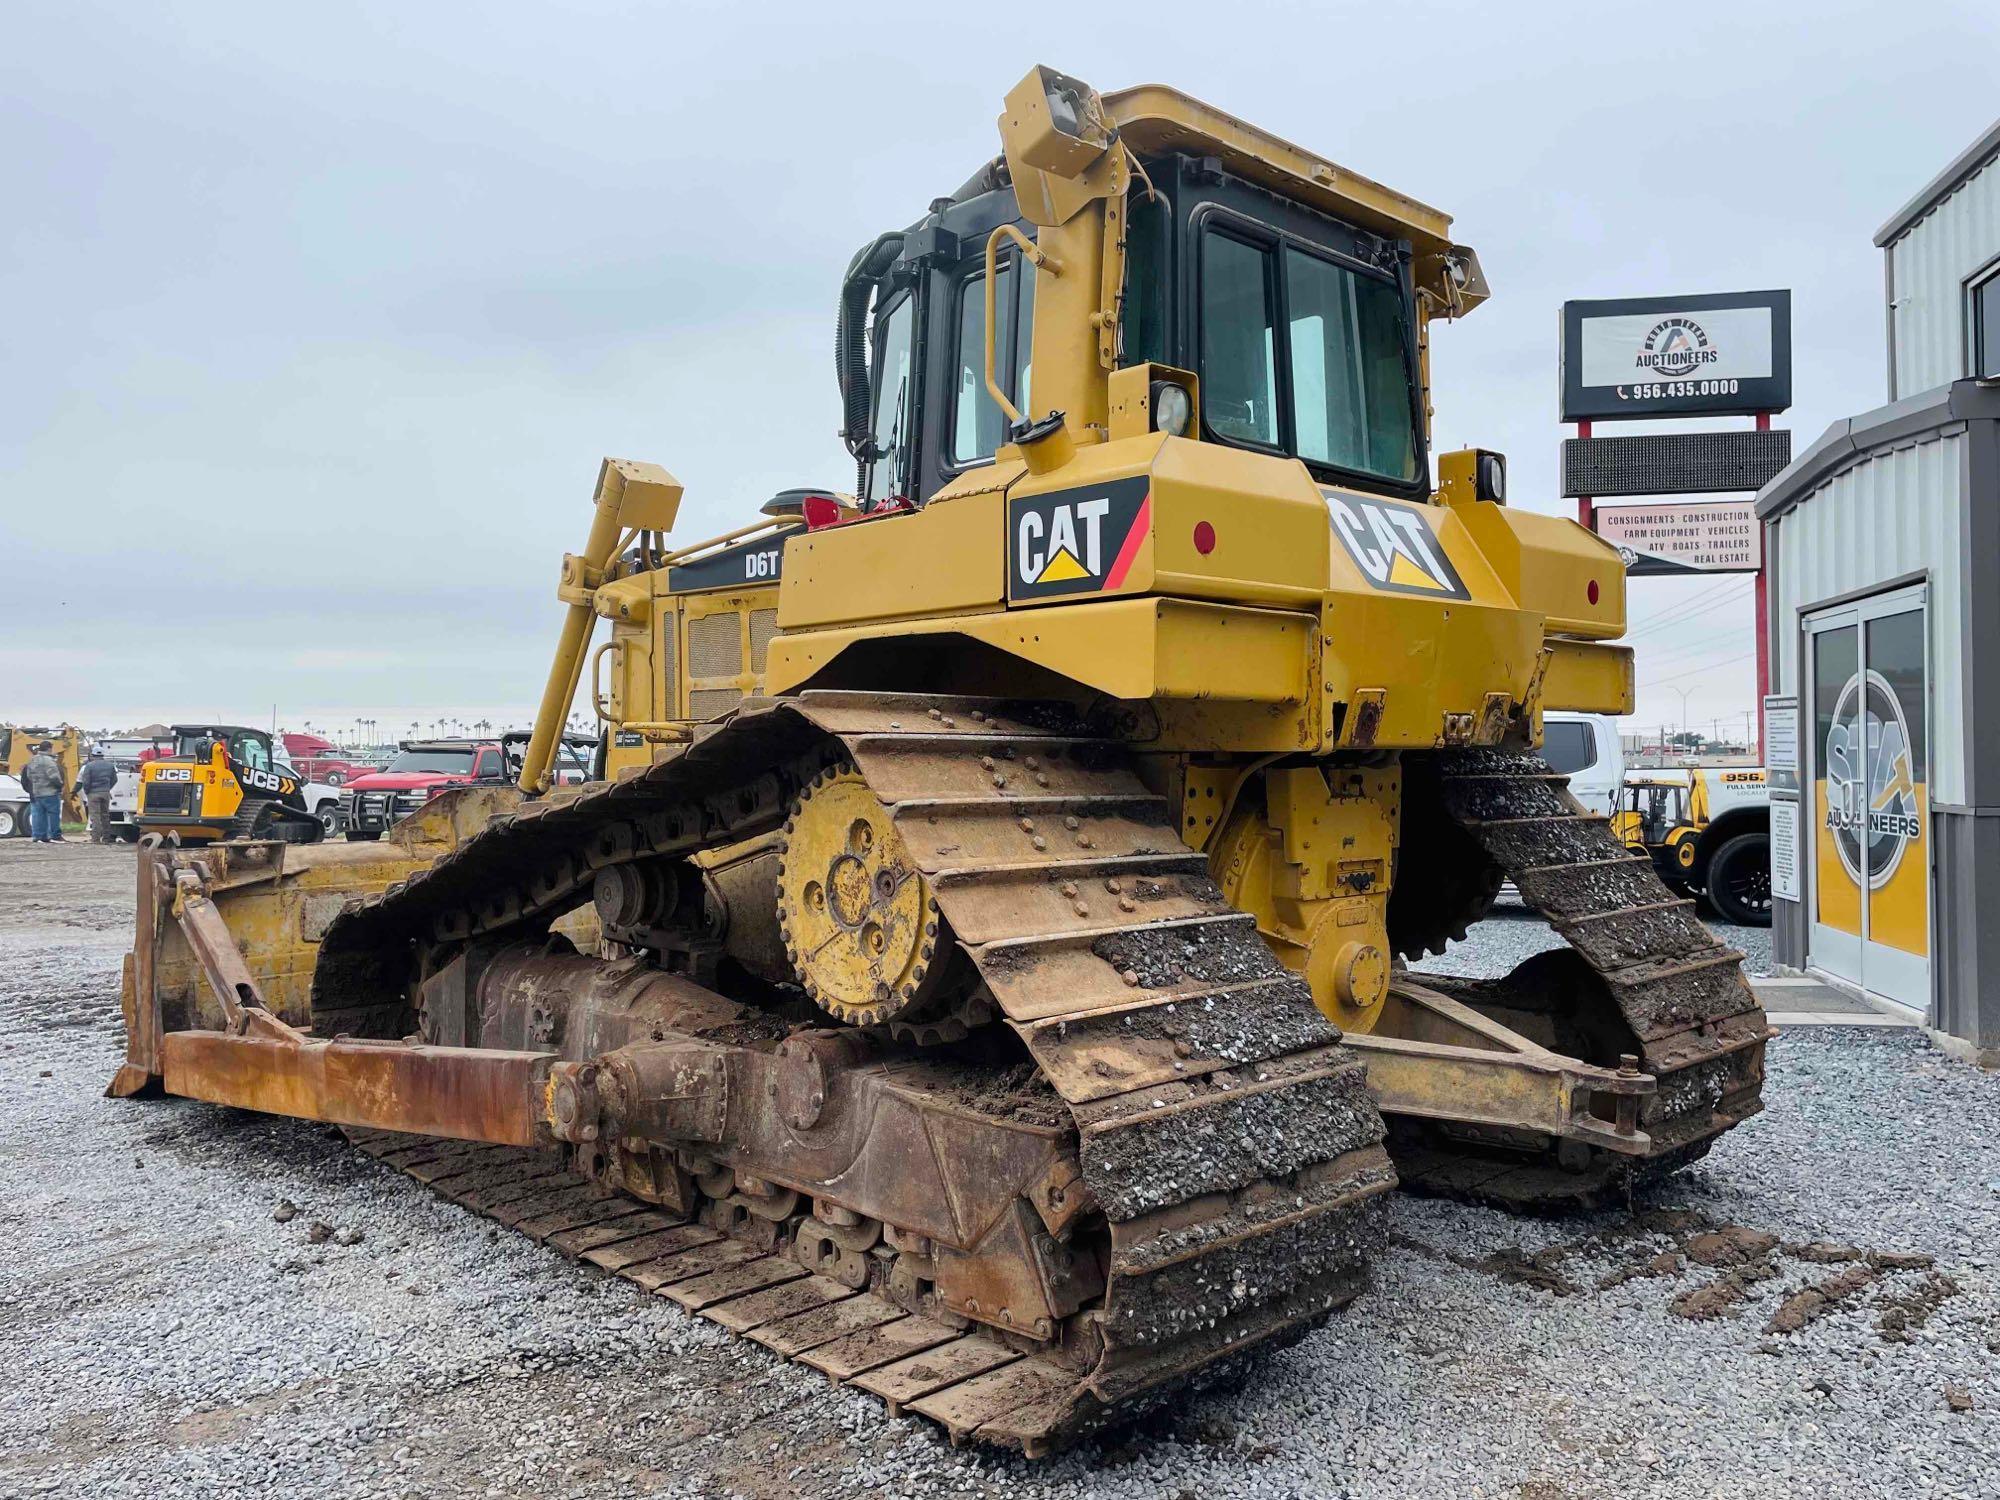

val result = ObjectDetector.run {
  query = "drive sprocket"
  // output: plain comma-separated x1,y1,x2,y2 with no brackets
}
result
776,762,954,1027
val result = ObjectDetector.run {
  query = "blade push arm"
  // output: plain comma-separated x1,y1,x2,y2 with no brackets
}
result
520,459,683,792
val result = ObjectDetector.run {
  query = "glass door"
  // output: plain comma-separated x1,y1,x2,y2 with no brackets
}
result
1807,614,1863,985
1804,585,1929,1011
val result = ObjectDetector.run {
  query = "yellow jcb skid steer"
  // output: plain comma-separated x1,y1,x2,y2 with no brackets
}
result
114,67,1769,1455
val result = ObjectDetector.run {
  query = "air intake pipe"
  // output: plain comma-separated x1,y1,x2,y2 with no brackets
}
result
834,230,905,490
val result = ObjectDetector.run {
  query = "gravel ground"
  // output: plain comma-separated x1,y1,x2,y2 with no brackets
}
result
3,842,1995,1499
1411,892,1775,979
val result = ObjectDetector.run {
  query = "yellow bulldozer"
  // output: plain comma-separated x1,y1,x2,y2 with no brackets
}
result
113,68,1769,1454
1,724,84,835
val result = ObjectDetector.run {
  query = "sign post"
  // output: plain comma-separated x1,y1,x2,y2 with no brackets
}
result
1560,290,1794,750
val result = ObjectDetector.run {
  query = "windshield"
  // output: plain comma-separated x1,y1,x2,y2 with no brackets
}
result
1200,226,1419,485
386,748,478,774
97,739,161,763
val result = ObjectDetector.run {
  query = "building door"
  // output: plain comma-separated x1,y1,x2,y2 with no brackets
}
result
1804,584,1930,1011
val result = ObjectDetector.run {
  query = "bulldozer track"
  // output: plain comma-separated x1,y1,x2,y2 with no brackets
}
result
313,692,1397,1454
1392,749,1770,1210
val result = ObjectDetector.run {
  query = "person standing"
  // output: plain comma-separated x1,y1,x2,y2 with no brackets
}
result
74,748,119,845
22,742,66,844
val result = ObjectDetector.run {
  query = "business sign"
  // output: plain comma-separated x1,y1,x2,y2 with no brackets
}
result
1764,696,1799,792
1770,798,1800,903
1560,290,1791,421
1593,498,1760,576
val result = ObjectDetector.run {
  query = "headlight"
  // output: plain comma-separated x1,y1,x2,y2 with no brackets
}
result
1150,381,1192,438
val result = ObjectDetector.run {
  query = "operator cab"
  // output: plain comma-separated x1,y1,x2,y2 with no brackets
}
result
172,724,274,771
840,147,1429,509
1622,775,1691,846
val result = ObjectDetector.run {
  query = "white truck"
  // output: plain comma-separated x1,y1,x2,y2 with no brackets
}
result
0,773,28,839
94,736,172,841
1542,712,1626,817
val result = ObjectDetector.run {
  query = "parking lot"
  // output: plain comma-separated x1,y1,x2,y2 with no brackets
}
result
1,841,1993,1499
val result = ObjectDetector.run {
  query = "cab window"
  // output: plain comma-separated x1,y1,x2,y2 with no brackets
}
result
950,256,1036,465
1542,720,1597,776
864,292,916,506
233,734,271,772
1200,231,1279,446
1283,247,1417,481
1197,218,1420,486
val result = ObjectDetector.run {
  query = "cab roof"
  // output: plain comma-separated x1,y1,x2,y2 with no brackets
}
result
170,723,265,738
1102,83,1488,312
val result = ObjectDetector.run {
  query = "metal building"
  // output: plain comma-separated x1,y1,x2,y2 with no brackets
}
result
1757,119,2000,1059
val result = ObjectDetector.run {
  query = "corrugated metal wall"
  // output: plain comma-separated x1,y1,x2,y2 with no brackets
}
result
1889,155,2000,397
1770,429,1965,802
1934,810,2000,1047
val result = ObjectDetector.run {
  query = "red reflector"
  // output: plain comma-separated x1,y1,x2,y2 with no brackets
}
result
801,494,843,530
1193,521,1216,556
1587,579,1600,605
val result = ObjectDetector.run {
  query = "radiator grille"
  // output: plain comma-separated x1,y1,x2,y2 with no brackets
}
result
688,687,744,721
748,609,780,675
141,782,194,815
661,619,678,718
688,613,743,678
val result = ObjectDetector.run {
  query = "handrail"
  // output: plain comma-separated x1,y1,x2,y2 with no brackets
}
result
983,224,1058,426
658,516,801,568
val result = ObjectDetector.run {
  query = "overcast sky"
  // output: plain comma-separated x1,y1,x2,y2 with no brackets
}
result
5,1,1996,744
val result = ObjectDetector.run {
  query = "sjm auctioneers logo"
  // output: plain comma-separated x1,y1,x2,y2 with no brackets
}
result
1824,669,1922,889
1636,316,1718,378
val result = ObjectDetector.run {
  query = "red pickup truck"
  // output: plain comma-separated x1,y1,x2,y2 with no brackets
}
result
280,733,379,788
338,740,504,840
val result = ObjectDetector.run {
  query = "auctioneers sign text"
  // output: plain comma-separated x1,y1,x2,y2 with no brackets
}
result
1560,290,1791,421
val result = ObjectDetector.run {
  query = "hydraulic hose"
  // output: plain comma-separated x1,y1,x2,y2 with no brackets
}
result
834,231,905,474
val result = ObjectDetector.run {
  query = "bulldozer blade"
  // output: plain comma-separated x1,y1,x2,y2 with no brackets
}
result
160,1029,555,1146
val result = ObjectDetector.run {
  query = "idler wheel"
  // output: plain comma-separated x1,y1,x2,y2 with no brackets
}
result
776,763,952,1027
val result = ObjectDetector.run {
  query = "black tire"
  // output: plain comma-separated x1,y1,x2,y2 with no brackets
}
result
346,828,381,842
115,825,141,843
1704,831,1772,927
0,805,24,839
315,800,341,837
325,770,345,786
